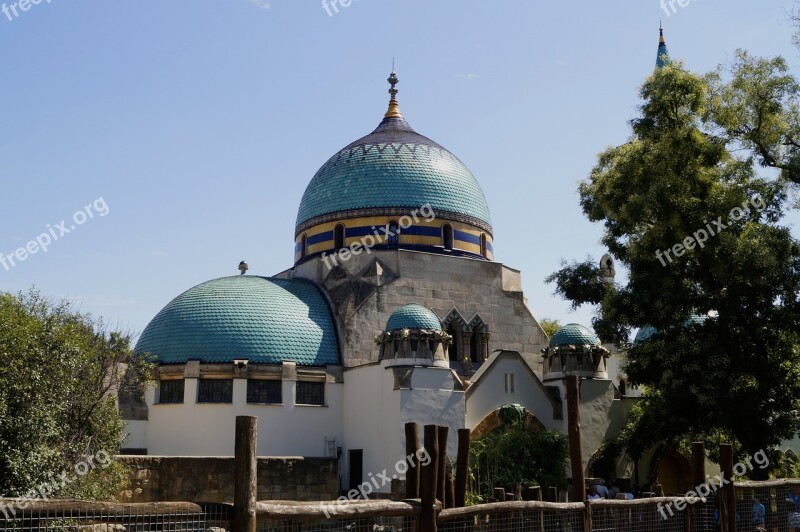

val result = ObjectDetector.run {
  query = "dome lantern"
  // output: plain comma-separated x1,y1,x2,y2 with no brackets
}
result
376,304,450,367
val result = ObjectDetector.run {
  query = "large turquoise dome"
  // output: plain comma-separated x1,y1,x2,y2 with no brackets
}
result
134,276,340,366
295,114,492,233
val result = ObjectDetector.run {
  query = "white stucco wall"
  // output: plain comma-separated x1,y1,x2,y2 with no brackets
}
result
122,420,148,450
145,378,343,457
342,363,465,493
466,352,560,432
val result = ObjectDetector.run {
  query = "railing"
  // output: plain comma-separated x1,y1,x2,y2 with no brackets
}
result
736,479,800,532
255,499,422,532
438,500,585,532
0,499,232,531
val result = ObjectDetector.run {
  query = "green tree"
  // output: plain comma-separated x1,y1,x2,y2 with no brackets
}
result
546,58,800,479
0,289,151,498
468,423,568,504
539,318,562,341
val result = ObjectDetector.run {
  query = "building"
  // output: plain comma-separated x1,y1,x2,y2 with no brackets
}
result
123,31,691,496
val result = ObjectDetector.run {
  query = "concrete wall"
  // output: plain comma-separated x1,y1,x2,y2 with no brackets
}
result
144,378,343,457
118,456,338,503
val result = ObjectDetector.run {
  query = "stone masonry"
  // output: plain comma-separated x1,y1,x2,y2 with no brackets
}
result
117,456,339,503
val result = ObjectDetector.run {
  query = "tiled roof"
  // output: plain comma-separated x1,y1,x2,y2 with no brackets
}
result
134,276,340,366
549,323,600,347
296,116,492,229
385,304,442,331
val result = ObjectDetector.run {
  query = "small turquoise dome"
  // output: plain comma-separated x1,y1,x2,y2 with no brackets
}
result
634,326,658,344
386,304,442,332
295,115,492,232
134,276,340,366
549,323,600,347
633,315,709,344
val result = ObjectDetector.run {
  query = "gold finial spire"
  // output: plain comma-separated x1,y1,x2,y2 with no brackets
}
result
384,69,403,119
659,21,665,44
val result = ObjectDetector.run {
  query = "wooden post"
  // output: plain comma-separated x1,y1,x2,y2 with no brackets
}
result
436,426,449,509
493,487,506,502
420,425,439,532
454,428,470,507
405,422,421,499
548,486,558,502
566,375,585,502
234,416,258,532
692,442,705,532
445,473,455,509
691,442,706,488
653,483,664,497
719,444,736,532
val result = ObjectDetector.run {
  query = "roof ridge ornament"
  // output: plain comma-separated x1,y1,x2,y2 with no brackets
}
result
384,70,404,119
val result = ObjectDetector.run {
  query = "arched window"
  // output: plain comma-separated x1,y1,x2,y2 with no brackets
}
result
469,334,479,363
480,233,487,258
387,221,399,246
334,224,345,249
447,323,460,362
300,234,308,259
442,224,454,251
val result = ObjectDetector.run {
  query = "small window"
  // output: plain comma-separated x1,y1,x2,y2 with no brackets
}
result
480,234,487,257
300,234,308,259
504,373,516,394
387,221,400,245
334,224,345,249
198,379,233,403
159,379,185,404
247,379,282,404
442,224,454,251
296,381,325,406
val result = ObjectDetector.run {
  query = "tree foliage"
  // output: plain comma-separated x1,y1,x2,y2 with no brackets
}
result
468,423,568,504
538,318,563,340
0,289,151,498
547,55,800,478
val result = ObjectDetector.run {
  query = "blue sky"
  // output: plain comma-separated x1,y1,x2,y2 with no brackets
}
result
2,0,799,340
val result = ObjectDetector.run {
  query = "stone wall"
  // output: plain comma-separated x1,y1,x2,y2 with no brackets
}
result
287,249,549,373
117,456,339,503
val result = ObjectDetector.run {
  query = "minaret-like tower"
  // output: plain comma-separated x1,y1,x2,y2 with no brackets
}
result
656,24,670,68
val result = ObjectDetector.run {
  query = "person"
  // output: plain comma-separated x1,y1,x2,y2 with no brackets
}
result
786,485,800,531
596,480,609,499
587,485,601,501
608,480,621,499
752,496,766,531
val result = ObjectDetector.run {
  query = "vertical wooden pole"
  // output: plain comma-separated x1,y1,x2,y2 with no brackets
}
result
493,487,506,502
234,416,258,532
454,428,470,507
548,486,558,502
692,442,705,531
719,444,736,532
420,425,439,532
446,472,455,509
405,422,421,499
436,426,449,509
567,375,585,502
691,442,706,489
